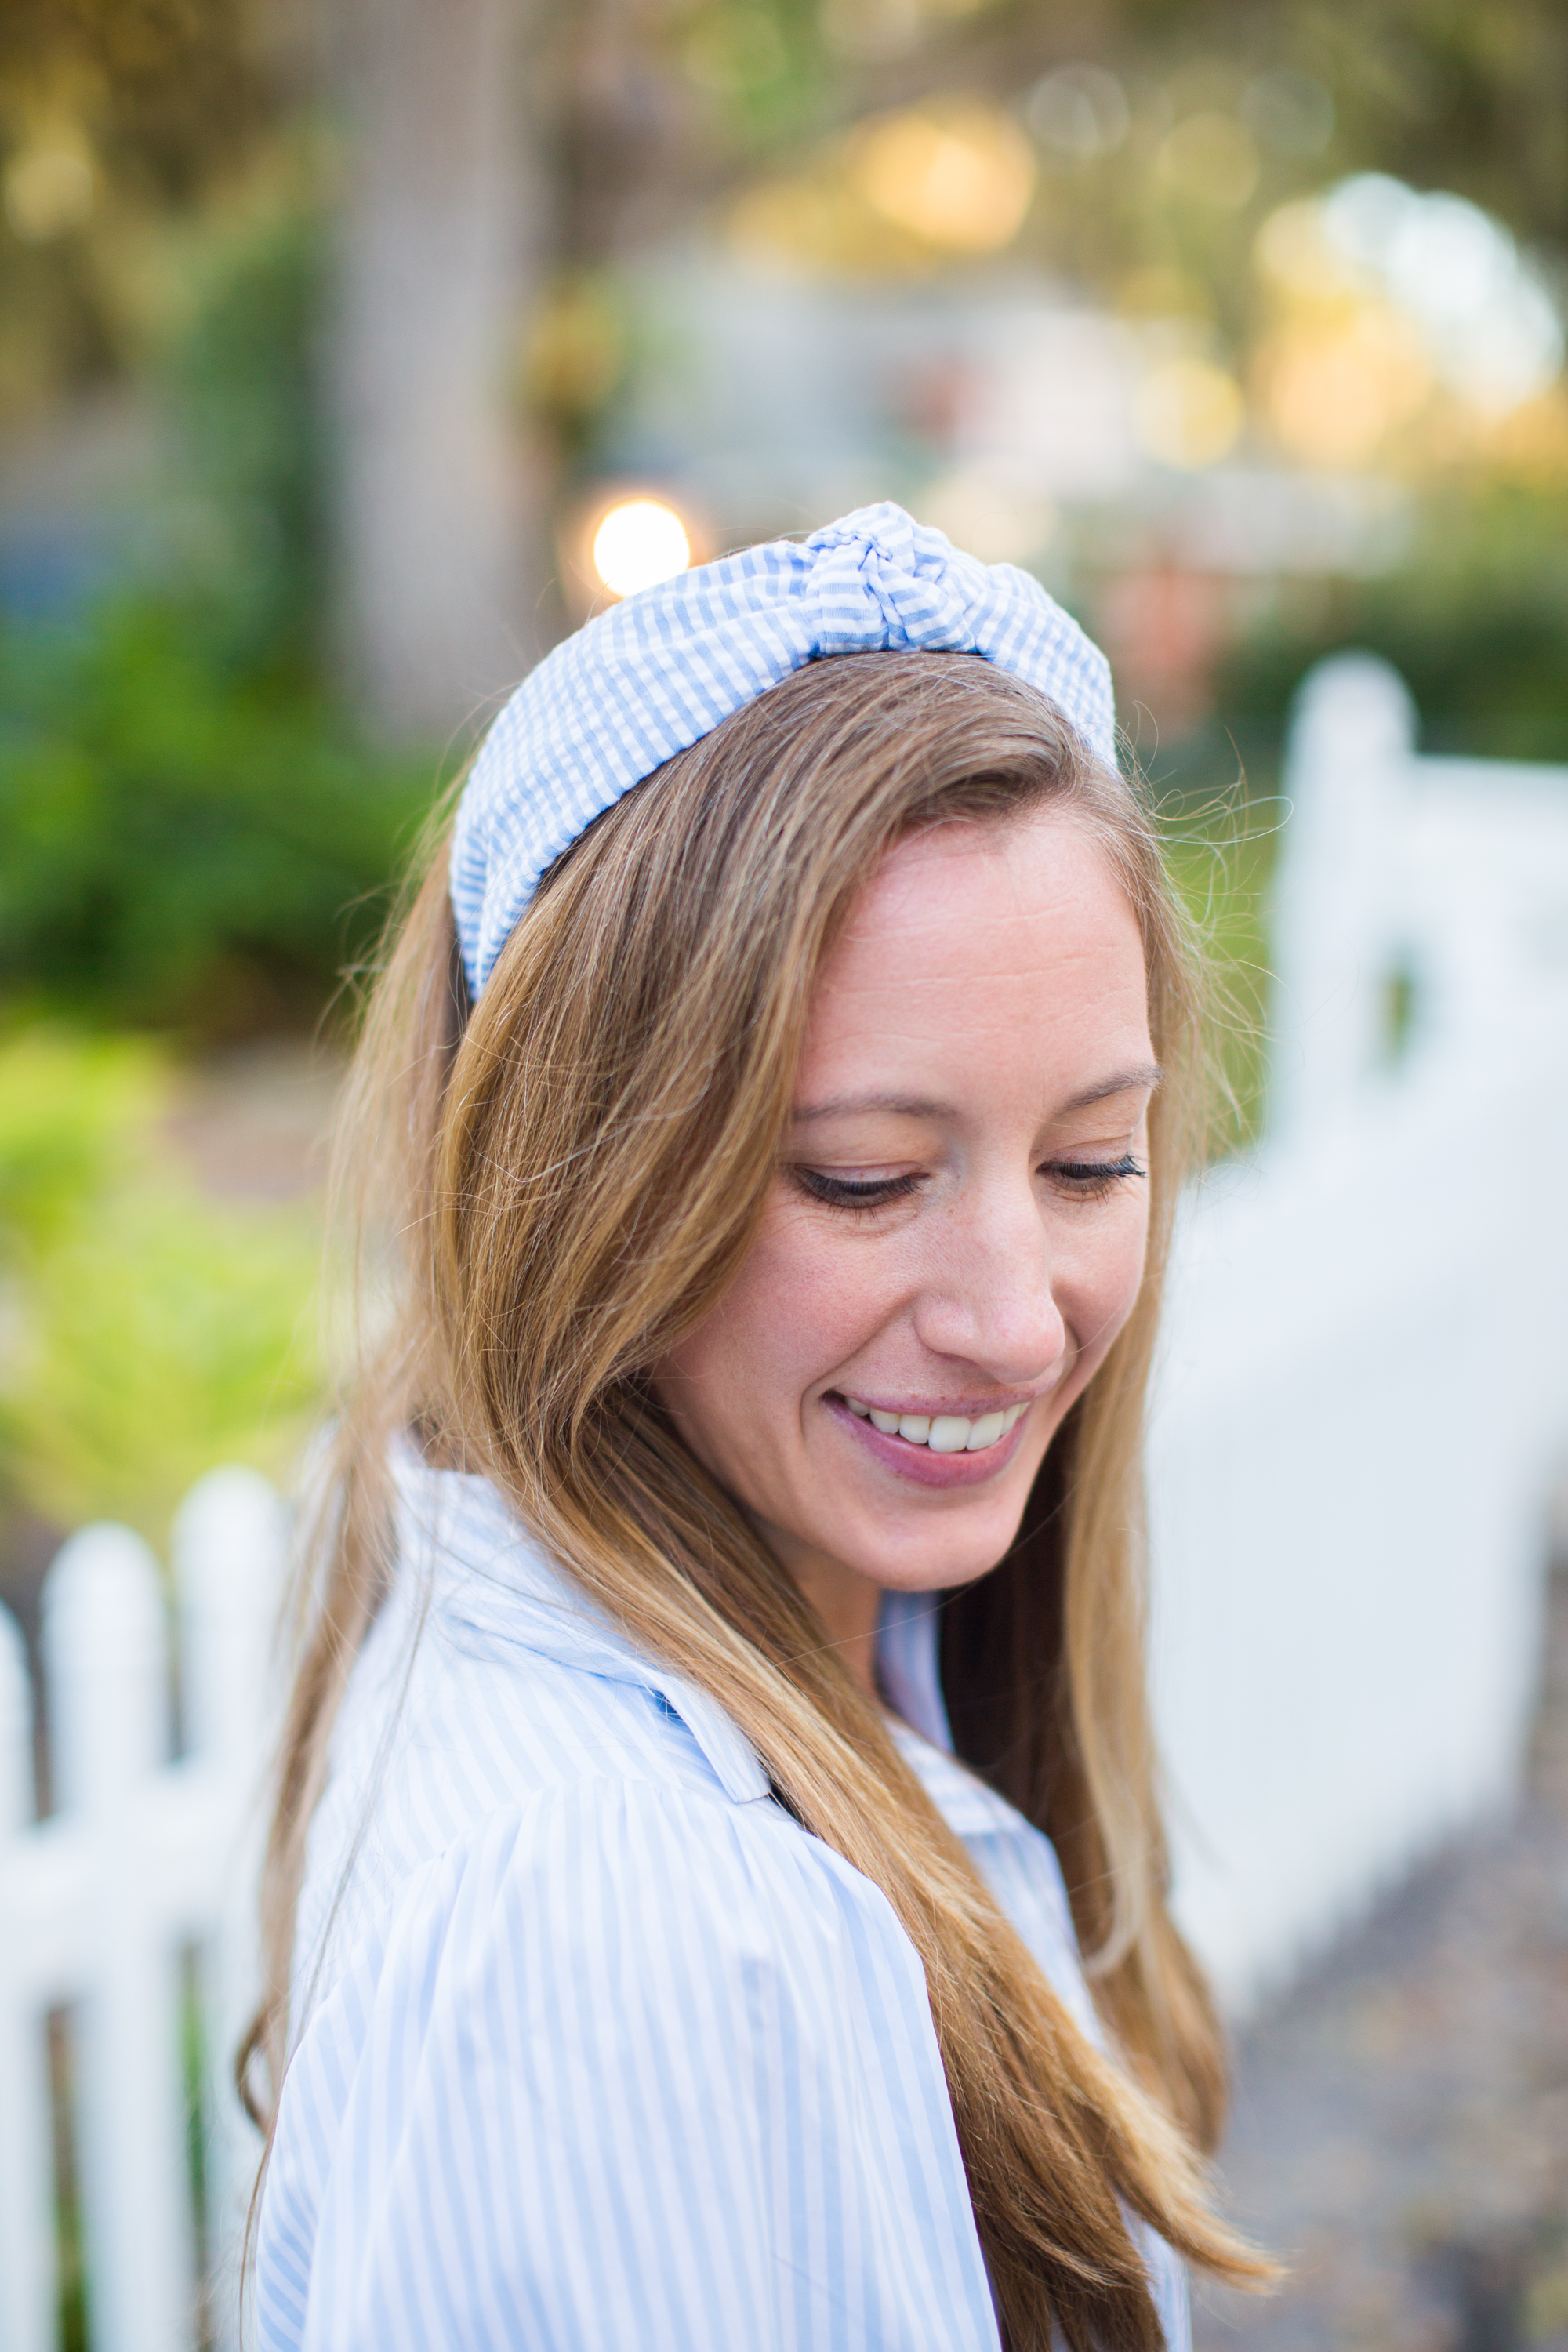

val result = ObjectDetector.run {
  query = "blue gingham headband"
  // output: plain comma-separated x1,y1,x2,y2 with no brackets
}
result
450,500,1116,996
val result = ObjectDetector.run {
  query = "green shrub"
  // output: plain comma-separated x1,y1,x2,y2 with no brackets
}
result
0,200,440,1041
0,1029,163,1265
160,199,328,677
0,1029,321,1540
0,597,433,1035
1216,480,1568,768
4,1172,319,1538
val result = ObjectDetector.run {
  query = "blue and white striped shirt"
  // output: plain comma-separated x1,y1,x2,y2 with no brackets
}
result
256,1456,1190,2350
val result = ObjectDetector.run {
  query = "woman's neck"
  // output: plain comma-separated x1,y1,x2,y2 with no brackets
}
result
757,1522,883,1699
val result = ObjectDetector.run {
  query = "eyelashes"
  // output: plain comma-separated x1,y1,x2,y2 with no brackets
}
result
793,1168,923,1210
792,1159,1146,1213
1056,1154,1146,1201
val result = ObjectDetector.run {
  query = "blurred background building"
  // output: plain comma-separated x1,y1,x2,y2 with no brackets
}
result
2,1,1567,2347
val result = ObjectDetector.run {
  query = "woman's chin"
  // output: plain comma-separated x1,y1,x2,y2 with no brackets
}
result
826,1491,1033,1599
805,1431,1043,1591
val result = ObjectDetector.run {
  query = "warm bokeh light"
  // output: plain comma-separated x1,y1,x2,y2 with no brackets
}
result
4,137,95,243
1134,358,1246,468
1255,177,1565,425
1254,198,1350,301
1475,385,1568,484
1257,310,1432,467
729,177,877,273
591,499,692,598
1323,174,1563,414
851,103,1036,253
1155,113,1261,211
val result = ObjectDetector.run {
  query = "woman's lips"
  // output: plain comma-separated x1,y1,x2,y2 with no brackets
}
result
823,1392,1036,1489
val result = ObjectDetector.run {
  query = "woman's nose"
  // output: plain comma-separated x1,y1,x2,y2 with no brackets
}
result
910,1187,1069,1382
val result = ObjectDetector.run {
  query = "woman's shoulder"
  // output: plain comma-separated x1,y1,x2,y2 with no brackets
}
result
270,1777,945,2259
292,1459,871,2003
260,1770,993,2352
307,1766,920,2034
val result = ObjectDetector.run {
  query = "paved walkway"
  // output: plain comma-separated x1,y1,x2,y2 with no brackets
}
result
1196,1559,1568,2352
162,1037,342,1202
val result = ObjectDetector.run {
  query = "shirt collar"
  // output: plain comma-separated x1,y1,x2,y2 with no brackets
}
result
877,1587,954,1755
393,1454,956,1805
394,1452,771,1802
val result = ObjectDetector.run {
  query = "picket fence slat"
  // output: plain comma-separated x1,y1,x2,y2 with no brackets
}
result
0,1606,55,2352
0,1475,285,2352
42,1527,194,2352
174,1468,289,2352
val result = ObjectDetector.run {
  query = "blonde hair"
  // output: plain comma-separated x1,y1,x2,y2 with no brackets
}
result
250,651,1269,2350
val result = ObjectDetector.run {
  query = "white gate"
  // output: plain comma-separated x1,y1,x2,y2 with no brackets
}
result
1151,655,1568,2006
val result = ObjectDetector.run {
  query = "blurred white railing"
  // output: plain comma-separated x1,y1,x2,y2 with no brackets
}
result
0,1471,284,2352
1151,654,1568,2008
3,653,1567,2341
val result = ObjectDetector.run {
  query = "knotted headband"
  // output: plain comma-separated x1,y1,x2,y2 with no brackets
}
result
451,499,1116,996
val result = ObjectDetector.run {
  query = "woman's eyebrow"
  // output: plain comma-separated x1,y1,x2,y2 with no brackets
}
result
1060,1062,1164,1113
792,1065,1163,1127
791,1091,951,1124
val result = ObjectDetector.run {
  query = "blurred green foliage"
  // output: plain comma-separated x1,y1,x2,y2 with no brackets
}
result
1163,804,1276,1153
0,1029,320,1541
0,0,285,427
0,595,430,1033
1218,481,1568,764
162,197,327,673
0,1027,161,1263
0,194,434,1036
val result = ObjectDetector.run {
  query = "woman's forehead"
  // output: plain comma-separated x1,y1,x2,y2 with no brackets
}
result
818,810,1141,995
800,812,1152,1109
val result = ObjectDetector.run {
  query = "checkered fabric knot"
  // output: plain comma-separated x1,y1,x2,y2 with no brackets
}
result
450,500,1116,996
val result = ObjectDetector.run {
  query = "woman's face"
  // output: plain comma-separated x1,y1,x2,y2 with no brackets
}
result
653,807,1158,1642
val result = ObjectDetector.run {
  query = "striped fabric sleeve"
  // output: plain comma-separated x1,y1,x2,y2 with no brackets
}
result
256,1774,1002,2352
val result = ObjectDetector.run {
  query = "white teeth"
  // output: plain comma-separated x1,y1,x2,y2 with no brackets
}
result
843,1396,1031,1453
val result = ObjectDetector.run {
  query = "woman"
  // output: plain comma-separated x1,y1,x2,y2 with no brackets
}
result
249,506,1268,2350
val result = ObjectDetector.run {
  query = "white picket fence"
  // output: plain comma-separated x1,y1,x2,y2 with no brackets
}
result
0,1472,285,2352
1151,653,1568,2005
1,652,1566,2345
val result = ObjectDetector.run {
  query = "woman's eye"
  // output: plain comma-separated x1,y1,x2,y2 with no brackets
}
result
792,1158,1145,1211
1045,1154,1146,1200
793,1167,922,1211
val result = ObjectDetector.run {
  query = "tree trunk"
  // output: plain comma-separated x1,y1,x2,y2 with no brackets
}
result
325,0,546,741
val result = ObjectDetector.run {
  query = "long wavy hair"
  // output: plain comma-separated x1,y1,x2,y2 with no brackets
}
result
248,650,1269,2350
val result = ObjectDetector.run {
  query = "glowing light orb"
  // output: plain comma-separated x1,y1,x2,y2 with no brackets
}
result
855,103,1035,254
4,140,94,242
592,499,691,598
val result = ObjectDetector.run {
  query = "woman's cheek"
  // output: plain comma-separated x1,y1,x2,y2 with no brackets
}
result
740,1200,899,1388
666,1200,884,1425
